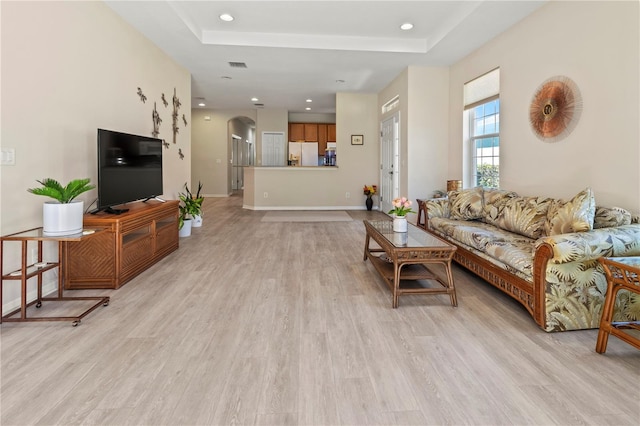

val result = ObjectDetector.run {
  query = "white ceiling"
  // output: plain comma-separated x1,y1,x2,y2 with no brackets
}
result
105,1,547,113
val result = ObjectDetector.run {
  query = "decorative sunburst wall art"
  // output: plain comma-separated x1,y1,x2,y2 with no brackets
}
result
529,76,582,143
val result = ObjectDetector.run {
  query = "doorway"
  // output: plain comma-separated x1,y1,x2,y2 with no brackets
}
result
380,112,400,214
228,116,255,192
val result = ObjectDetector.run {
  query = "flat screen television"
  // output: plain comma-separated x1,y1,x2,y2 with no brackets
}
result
96,129,163,214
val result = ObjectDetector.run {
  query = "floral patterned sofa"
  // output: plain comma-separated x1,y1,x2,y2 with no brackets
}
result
420,187,640,332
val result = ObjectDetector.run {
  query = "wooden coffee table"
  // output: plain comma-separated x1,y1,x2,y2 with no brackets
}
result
363,220,457,308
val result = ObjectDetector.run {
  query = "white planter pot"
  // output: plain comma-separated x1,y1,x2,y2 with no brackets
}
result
42,200,84,236
191,214,203,228
391,231,408,246
179,219,192,237
392,216,408,233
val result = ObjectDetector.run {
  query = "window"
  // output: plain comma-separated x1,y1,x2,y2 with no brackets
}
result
470,99,500,188
464,68,500,188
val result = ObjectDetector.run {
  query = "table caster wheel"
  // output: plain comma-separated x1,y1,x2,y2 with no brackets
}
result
103,301,110,307
72,320,80,327
36,301,42,308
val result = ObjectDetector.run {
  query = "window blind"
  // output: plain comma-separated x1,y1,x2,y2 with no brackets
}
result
464,68,500,110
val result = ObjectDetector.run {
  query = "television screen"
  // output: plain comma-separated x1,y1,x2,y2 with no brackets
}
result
97,129,163,212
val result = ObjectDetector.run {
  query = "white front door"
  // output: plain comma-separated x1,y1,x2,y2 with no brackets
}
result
380,113,399,215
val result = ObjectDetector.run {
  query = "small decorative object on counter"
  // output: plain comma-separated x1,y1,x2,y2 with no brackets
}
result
388,197,415,232
363,185,377,211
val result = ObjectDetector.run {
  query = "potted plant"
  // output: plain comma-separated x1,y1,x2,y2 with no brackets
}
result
184,181,204,227
363,185,377,211
178,185,202,237
387,197,415,232
28,178,95,236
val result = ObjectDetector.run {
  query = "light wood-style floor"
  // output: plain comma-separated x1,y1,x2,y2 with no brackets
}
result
2,194,638,426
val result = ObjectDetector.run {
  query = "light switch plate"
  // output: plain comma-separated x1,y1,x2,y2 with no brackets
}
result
1,148,16,165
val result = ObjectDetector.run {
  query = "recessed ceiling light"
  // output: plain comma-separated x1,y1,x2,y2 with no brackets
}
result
400,23,413,30
198,103,205,107
219,13,234,22
251,97,259,102
306,99,312,103
305,107,311,111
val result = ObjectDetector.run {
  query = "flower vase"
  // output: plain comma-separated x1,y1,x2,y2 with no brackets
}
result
392,215,408,232
365,195,373,211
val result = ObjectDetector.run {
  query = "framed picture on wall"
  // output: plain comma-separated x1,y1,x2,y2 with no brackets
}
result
351,135,364,145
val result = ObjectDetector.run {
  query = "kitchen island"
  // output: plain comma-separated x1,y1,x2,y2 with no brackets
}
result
244,166,368,210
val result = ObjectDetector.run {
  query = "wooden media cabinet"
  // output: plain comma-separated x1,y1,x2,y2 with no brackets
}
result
64,200,179,289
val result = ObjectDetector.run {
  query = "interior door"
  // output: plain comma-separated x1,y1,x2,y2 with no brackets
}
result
380,113,399,215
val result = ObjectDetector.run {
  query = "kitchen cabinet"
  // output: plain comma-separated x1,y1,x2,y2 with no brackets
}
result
289,123,305,141
327,124,336,142
303,124,318,142
289,122,336,145
317,124,328,155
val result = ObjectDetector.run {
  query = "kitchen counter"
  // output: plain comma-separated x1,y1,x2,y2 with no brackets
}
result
243,166,362,210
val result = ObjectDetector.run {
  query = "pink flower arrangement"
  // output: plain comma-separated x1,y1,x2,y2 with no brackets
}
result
388,197,415,217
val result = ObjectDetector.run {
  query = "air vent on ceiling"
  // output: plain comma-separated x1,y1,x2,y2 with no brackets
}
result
228,62,247,68
254,103,264,108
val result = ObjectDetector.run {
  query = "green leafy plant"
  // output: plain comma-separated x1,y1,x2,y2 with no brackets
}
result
27,178,95,203
178,182,204,230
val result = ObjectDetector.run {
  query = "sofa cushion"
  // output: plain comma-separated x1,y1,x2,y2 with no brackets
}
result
484,241,534,277
448,187,484,220
430,217,531,251
593,206,632,229
544,187,596,236
483,189,518,226
492,196,554,239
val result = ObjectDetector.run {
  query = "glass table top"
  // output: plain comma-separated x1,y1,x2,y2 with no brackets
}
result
365,220,451,249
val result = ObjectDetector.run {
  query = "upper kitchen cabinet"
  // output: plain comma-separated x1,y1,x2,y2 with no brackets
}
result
327,124,336,142
289,123,305,141
318,124,328,155
289,122,335,144
303,124,318,142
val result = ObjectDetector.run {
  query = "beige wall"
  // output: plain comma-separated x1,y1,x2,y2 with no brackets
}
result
256,108,288,165
191,109,257,196
1,1,191,311
448,0,640,211
241,92,379,209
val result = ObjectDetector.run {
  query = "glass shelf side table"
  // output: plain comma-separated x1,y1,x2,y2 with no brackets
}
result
1,227,110,326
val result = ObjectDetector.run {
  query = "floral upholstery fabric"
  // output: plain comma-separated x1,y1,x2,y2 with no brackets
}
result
430,217,531,252
483,189,518,226
593,206,632,229
492,196,554,239
544,187,595,236
448,187,484,220
484,241,534,277
425,198,449,220
536,224,640,264
424,187,640,332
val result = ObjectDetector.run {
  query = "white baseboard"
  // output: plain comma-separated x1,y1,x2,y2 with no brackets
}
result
2,278,59,316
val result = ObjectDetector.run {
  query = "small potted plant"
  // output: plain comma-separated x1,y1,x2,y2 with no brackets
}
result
178,184,202,237
363,185,377,211
184,181,204,227
388,197,415,232
28,178,95,236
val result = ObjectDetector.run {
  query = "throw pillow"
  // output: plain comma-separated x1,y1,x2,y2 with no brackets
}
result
483,189,518,225
544,187,596,236
593,206,632,229
494,196,554,239
448,187,484,220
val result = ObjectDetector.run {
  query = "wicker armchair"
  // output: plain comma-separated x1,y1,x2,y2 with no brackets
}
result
596,257,640,353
